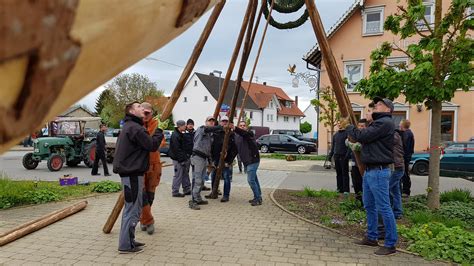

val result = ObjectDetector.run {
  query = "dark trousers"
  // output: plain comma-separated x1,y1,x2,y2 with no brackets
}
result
401,160,411,195
351,165,363,198
91,151,109,175
334,155,350,193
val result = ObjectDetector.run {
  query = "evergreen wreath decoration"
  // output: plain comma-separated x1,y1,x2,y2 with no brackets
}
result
263,0,309,30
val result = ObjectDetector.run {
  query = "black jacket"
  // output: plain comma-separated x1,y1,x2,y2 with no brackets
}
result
329,129,349,158
113,114,163,176
234,127,260,166
211,130,238,165
401,129,415,161
96,131,106,153
183,129,195,156
346,112,395,165
169,128,188,163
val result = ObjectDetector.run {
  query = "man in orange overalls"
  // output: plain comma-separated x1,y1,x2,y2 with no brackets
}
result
139,102,164,235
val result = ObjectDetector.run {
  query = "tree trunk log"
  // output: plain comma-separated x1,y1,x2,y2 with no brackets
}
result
0,201,87,246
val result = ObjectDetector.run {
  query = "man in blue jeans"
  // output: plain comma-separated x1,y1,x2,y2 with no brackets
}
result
346,97,397,256
232,121,262,206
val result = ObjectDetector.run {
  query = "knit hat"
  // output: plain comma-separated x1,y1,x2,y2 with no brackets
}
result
186,119,194,125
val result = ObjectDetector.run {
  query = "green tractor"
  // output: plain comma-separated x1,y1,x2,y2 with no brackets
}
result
22,117,101,171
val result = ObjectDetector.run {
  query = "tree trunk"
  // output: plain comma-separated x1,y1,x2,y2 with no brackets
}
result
427,0,443,210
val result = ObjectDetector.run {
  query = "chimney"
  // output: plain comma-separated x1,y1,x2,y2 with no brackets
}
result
295,96,298,107
209,72,214,76
263,82,267,86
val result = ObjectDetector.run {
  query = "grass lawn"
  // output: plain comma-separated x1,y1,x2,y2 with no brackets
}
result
0,178,121,209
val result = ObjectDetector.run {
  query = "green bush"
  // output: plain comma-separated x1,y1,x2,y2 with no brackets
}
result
408,210,434,225
440,188,472,203
92,180,122,193
345,210,366,225
399,223,474,264
27,189,60,204
403,201,429,213
339,198,363,216
296,187,339,199
409,194,427,204
437,201,474,228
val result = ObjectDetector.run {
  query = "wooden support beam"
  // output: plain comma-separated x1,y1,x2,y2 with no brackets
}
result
0,201,87,247
211,0,259,198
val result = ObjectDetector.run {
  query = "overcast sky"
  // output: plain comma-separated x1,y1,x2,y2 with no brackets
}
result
78,0,354,112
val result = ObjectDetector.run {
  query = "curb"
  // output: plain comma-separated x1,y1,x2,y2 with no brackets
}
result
269,188,443,261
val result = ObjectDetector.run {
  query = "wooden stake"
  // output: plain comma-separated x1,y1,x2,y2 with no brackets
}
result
211,0,259,197
212,0,256,119
0,201,87,247
161,0,226,121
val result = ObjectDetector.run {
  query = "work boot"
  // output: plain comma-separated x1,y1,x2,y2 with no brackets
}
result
220,197,229,202
172,193,185,198
250,199,262,206
134,241,146,247
118,247,144,254
354,237,379,247
202,186,211,191
205,193,218,199
189,200,200,210
374,246,396,256
184,190,191,196
146,224,155,235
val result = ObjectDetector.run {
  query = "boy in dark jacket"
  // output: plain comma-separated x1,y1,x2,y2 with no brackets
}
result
232,121,262,206
346,97,398,256
399,119,414,197
91,124,110,176
169,120,192,197
328,120,350,193
113,102,163,254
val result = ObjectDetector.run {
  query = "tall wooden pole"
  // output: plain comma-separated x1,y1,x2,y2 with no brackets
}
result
212,0,256,119
101,2,226,234
211,0,258,197
237,0,273,124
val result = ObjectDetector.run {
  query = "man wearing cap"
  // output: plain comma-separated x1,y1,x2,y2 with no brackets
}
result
346,97,397,256
139,102,164,235
169,120,192,197
207,116,238,202
189,116,223,210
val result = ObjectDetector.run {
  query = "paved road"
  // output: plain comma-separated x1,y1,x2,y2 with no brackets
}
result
0,184,442,265
2,150,473,195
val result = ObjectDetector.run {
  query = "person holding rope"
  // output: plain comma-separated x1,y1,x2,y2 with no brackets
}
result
113,102,164,254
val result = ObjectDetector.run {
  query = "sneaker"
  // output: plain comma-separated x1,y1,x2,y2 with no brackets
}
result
118,247,144,254
250,199,262,206
172,193,185,198
140,224,147,231
354,237,379,247
146,224,155,235
202,186,211,191
220,197,229,202
374,246,396,256
196,200,208,205
189,200,200,210
134,241,146,247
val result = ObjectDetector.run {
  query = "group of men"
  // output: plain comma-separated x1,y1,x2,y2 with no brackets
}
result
169,115,262,210
328,97,415,256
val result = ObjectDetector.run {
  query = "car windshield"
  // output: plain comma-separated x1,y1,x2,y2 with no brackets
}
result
55,121,81,135
287,135,300,142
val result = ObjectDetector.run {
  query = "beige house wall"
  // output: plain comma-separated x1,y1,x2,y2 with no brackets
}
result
317,0,474,154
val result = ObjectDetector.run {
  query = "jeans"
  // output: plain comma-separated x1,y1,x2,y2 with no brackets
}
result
209,166,232,198
390,169,404,218
363,168,398,247
246,162,262,200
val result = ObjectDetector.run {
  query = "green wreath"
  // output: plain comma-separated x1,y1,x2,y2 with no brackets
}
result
263,0,309,30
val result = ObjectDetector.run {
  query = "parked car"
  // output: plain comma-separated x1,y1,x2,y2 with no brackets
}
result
257,134,316,154
271,129,317,144
249,126,270,139
409,141,474,177
160,130,172,156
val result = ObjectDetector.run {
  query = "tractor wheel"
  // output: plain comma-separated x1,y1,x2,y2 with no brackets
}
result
22,152,39,170
66,159,81,167
47,154,64,171
83,141,96,168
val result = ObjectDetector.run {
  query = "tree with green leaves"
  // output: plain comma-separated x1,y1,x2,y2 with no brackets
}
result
95,89,114,115
356,0,473,209
311,86,341,141
300,121,312,134
99,73,164,128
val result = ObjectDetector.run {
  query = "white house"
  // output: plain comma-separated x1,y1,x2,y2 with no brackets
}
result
172,72,304,130
300,104,318,139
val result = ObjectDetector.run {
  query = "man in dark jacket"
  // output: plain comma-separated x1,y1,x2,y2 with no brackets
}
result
347,119,368,201
113,102,163,254
91,124,110,176
346,97,398,256
207,116,238,202
169,120,192,197
390,129,405,219
399,119,414,197
233,121,262,206
328,120,350,193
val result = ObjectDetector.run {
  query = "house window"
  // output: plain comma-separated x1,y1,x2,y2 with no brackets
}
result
204,96,208,102
250,112,253,119
392,111,407,128
344,60,364,90
269,101,274,109
441,111,454,141
285,101,292,108
194,80,198,86
362,6,384,35
267,114,274,122
184,97,187,103
293,117,296,122
387,58,409,72
417,0,434,29
284,116,289,122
